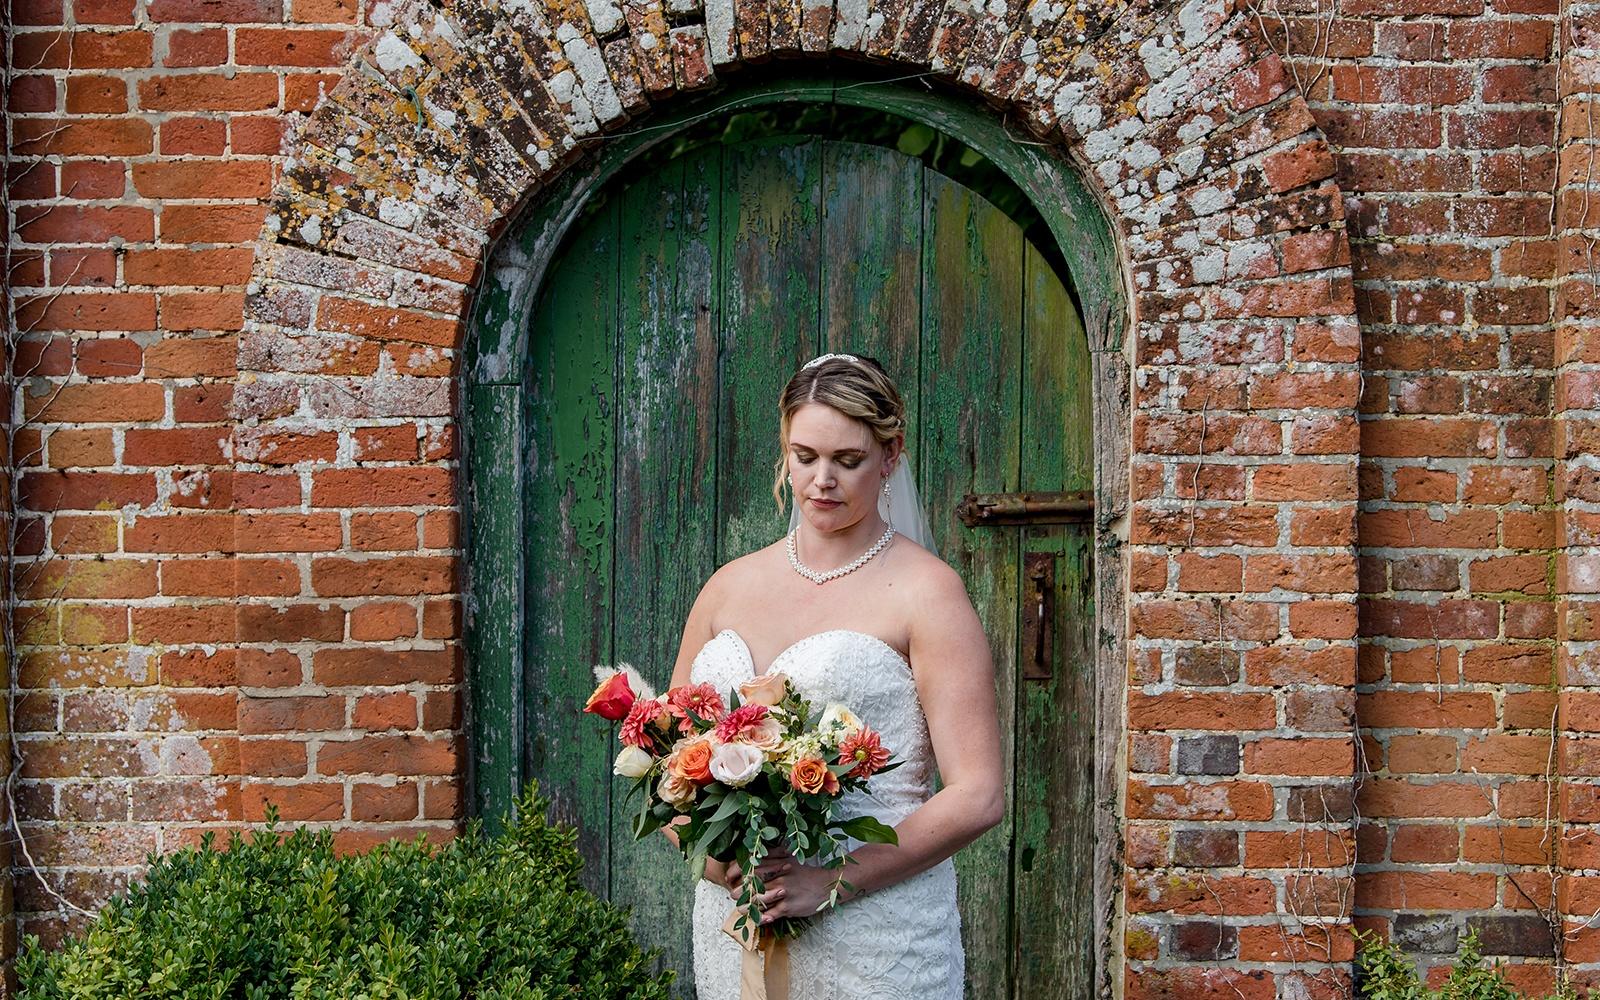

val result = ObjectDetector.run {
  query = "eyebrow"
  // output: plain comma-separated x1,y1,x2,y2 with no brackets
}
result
790,443,866,457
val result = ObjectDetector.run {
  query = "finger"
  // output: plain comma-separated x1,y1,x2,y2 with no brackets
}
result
755,861,793,880
755,885,787,911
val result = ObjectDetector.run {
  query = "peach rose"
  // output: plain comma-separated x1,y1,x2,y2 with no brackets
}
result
789,757,840,796
672,737,715,785
738,671,789,707
743,716,786,753
658,769,697,807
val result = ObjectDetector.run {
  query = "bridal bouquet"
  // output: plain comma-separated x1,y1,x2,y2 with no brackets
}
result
582,664,901,941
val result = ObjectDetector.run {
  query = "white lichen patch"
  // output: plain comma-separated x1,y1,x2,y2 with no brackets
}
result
374,31,425,72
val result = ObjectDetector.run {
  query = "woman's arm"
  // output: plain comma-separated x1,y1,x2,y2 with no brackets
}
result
834,562,1004,899
751,561,1004,922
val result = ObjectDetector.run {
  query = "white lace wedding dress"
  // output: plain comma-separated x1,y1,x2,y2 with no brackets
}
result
688,627,965,1000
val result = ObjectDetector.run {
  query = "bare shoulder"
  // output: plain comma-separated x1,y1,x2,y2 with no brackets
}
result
888,537,969,611
892,540,987,679
672,550,768,688
675,547,774,640
713,541,783,591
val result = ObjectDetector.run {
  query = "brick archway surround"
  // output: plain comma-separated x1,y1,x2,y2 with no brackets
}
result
233,0,1364,994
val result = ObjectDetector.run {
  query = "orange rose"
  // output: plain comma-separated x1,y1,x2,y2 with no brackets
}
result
673,737,715,785
789,756,840,796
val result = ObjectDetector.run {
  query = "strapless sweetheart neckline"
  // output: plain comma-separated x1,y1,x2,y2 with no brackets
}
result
709,627,910,678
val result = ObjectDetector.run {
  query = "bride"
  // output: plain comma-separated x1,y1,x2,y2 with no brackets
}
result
661,353,1004,999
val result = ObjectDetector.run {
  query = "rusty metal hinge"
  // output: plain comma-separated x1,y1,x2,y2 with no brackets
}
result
956,490,1093,527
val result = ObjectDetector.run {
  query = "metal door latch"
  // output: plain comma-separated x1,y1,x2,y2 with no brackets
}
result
1021,551,1055,681
956,490,1092,526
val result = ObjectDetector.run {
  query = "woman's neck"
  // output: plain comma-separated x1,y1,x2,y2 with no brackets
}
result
794,513,892,570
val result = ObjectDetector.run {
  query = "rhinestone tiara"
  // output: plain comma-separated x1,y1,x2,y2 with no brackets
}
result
801,353,862,370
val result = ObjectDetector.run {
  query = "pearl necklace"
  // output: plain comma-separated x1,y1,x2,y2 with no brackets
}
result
786,524,895,585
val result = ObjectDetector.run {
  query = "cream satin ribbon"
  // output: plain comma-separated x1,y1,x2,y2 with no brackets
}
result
721,906,789,1000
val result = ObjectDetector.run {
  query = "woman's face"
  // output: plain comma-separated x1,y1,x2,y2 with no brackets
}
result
785,403,901,530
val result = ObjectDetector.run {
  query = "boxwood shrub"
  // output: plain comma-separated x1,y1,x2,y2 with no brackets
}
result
17,781,674,999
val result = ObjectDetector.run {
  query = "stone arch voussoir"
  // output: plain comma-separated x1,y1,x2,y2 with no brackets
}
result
238,0,1359,405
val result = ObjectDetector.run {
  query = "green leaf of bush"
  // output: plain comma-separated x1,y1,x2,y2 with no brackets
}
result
17,781,675,1000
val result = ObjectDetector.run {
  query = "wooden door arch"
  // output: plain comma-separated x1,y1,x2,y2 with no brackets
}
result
463,74,1130,998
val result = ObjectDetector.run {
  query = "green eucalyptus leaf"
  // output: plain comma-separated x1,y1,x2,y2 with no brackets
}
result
833,816,899,845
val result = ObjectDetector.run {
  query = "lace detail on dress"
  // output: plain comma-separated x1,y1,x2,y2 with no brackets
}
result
688,629,964,1000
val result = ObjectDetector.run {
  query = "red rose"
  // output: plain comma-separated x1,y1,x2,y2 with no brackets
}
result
583,671,637,721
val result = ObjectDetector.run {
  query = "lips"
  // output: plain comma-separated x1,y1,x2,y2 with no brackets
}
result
809,498,841,508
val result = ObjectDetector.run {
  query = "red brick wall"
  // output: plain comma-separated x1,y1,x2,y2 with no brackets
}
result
1276,0,1571,989
3,0,1596,992
4,0,465,951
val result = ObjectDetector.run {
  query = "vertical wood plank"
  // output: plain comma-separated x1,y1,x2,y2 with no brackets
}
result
1012,242,1096,996
523,196,618,896
466,383,522,832
1092,344,1132,1000
820,141,923,430
718,138,824,562
611,148,723,991
919,171,1023,1000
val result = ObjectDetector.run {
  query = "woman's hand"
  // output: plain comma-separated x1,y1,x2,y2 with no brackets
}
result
721,841,794,896
747,858,841,925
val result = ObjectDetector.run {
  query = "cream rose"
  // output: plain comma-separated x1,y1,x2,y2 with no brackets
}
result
613,745,653,778
818,703,863,742
709,741,764,787
738,671,789,707
658,770,697,807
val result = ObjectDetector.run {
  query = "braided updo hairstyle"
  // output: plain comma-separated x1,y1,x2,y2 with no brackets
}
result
771,355,908,514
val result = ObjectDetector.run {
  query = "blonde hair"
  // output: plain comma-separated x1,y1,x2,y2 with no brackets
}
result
771,355,908,513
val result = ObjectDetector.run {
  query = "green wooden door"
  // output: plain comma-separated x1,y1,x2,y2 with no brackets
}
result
523,135,1095,998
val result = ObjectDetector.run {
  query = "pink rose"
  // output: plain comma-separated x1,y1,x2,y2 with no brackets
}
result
709,742,764,787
